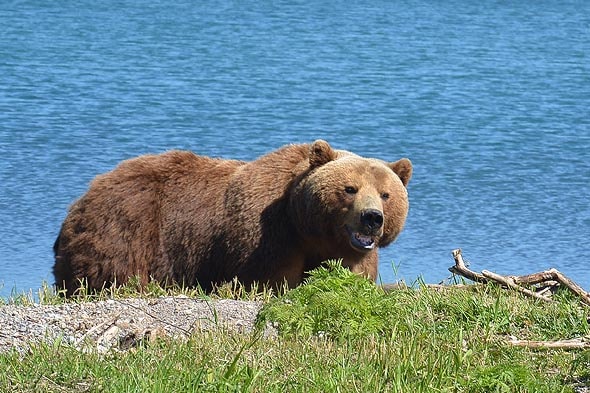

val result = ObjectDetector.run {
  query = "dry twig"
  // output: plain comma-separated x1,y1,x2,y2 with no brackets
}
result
481,270,553,303
449,249,488,283
507,337,590,349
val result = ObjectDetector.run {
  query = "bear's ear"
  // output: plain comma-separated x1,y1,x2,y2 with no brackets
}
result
309,140,337,168
389,158,412,187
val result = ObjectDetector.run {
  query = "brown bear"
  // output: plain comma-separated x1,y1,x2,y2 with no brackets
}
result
53,140,412,296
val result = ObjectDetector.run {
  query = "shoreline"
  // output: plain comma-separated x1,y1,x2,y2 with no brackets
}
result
0,296,275,353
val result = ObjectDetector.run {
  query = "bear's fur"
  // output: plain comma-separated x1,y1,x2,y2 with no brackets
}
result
53,140,412,295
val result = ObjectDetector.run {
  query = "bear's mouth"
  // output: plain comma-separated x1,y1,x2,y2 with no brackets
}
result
346,227,377,252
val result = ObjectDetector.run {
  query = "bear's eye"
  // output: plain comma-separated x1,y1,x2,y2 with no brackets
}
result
344,186,357,195
381,192,390,200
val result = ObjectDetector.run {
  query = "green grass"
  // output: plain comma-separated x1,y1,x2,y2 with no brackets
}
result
0,275,276,306
0,261,588,392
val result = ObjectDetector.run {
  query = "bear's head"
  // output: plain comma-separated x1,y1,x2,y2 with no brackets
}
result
290,140,412,258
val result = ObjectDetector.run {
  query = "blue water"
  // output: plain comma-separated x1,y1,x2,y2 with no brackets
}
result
1,1,589,298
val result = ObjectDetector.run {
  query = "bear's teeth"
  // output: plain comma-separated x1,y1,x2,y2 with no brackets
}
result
355,233,375,248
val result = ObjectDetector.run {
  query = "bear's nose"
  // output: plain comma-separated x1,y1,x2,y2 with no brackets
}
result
360,208,384,231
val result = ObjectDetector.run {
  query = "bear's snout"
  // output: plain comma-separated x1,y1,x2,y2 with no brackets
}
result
360,208,384,232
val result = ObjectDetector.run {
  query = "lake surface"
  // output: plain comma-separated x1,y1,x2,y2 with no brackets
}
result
1,1,589,297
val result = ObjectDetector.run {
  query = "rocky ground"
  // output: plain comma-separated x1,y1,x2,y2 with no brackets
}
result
0,296,275,353
0,296,587,393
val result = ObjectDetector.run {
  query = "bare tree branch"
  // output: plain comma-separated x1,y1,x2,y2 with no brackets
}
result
448,248,590,307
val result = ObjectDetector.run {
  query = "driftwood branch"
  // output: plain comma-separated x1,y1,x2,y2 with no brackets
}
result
544,268,590,307
449,249,488,283
481,270,553,303
511,271,559,285
449,248,590,307
507,337,590,349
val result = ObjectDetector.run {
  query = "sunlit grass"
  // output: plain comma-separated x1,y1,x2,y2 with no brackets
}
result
0,261,588,392
1,275,278,306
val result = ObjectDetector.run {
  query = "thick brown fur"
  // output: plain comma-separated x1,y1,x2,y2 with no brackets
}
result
53,140,412,296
